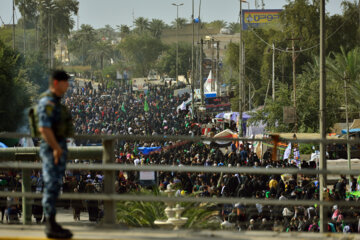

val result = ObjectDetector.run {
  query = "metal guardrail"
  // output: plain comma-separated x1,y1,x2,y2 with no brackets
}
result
1,132,360,144
0,147,103,160
0,159,359,176
0,191,358,208
0,132,356,230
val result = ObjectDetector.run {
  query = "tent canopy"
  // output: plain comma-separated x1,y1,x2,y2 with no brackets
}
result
0,142,7,148
215,112,251,121
214,129,237,138
138,147,161,155
341,128,360,134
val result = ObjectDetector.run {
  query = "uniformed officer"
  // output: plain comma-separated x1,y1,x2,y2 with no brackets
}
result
37,70,73,239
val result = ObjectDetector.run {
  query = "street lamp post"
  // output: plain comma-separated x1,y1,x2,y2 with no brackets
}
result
191,0,195,119
238,0,249,137
238,0,243,137
344,73,351,187
172,3,184,84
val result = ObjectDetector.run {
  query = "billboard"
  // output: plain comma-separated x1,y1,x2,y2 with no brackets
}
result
242,9,282,30
132,78,148,91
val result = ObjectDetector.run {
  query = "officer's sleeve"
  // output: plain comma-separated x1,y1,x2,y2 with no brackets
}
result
37,98,54,128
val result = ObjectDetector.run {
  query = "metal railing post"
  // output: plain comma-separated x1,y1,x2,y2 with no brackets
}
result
319,0,327,232
16,153,36,225
22,168,32,224
102,139,116,225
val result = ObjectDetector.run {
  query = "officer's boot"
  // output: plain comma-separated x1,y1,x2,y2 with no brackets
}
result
45,215,73,239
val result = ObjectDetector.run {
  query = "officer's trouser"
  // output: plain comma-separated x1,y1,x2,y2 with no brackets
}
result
40,141,67,217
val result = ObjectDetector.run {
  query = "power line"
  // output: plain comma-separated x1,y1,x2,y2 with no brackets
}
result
0,16,5,25
247,8,354,53
246,65,293,80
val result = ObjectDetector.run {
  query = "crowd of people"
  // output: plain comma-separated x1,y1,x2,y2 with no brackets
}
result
0,79,360,233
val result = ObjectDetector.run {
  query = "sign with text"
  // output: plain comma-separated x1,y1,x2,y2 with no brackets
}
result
283,106,296,124
242,9,282,30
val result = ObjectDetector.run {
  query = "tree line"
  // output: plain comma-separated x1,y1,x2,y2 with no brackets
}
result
224,0,360,133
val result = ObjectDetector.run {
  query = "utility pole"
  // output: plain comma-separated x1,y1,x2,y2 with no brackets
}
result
286,37,301,132
77,13,79,31
191,0,195,119
196,0,202,89
272,43,275,101
50,12,54,69
238,0,243,137
319,0,327,233
242,41,245,114
48,8,51,69
23,0,26,57
249,82,251,111
211,37,215,92
172,3,184,84
200,38,204,105
12,0,15,50
216,41,220,96
344,74,351,184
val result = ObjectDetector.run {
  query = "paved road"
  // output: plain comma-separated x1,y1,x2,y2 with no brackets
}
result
321,159,360,182
0,223,359,240
74,78,99,90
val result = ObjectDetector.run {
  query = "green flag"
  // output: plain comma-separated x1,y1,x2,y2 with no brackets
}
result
144,100,149,112
121,102,126,113
133,144,138,155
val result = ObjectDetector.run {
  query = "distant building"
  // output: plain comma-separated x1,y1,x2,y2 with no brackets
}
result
54,38,69,63
161,23,241,60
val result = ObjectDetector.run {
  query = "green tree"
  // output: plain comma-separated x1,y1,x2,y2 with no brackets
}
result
156,42,192,79
37,0,79,63
0,40,34,131
327,47,360,117
88,41,113,70
117,24,130,38
171,18,188,28
134,17,149,34
24,51,49,92
148,19,167,38
327,1,360,54
118,34,164,77
15,0,39,28
67,24,98,65
97,24,116,41
249,55,344,133
228,22,240,33
205,20,227,31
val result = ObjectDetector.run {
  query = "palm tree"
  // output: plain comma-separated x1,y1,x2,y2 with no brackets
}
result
117,24,130,38
206,20,227,30
149,19,167,38
97,24,116,40
37,0,79,67
88,41,113,70
134,17,149,34
67,24,97,65
115,187,219,229
228,22,240,33
171,17,188,29
327,47,360,107
88,41,113,87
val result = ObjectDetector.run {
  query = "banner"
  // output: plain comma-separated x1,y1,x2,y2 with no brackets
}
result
138,147,161,155
204,70,217,93
283,143,291,160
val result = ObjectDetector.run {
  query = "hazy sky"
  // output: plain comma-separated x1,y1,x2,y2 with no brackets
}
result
0,0,345,29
